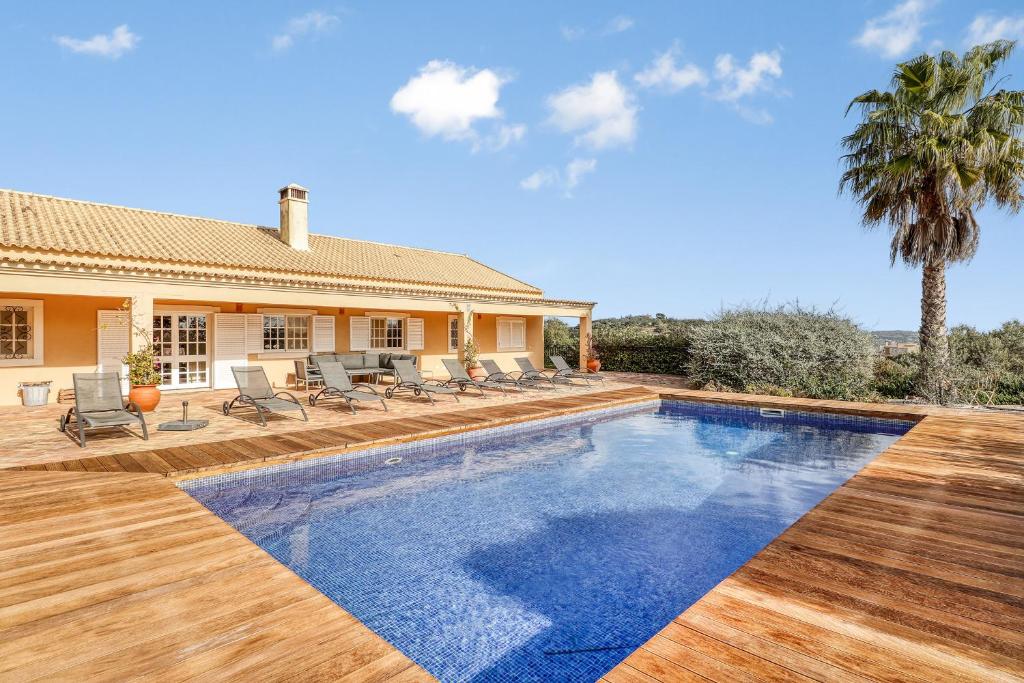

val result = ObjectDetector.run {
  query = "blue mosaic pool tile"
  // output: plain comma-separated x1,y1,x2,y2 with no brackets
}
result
182,399,910,682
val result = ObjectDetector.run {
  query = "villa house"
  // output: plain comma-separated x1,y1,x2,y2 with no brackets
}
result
0,185,594,406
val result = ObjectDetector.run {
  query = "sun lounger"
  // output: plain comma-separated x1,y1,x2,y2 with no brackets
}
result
441,358,510,397
308,359,388,413
385,358,460,404
59,372,149,448
223,366,307,426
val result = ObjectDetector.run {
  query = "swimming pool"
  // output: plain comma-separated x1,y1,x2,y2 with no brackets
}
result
183,400,911,682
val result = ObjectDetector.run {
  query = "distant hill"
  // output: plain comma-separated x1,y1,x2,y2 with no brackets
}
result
871,330,919,344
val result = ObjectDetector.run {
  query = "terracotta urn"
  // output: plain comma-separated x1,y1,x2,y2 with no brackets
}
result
468,364,487,380
129,384,161,412
586,359,602,373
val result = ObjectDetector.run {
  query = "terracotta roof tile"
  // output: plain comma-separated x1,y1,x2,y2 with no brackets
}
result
0,189,542,296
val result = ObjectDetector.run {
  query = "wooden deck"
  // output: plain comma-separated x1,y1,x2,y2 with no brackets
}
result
2,385,1022,682
0,387,654,682
605,391,1024,683
5,387,654,479
0,470,432,682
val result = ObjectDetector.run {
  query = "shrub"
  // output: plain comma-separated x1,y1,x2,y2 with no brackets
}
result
870,323,1024,405
993,374,1024,404
872,356,918,399
993,320,1024,375
592,329,692,375
543,318,579,368
543,316,694,373
949,325,1008,373
688,305,876,400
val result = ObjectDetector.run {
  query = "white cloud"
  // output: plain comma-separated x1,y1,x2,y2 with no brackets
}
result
546,71,638,150
854,0,930,58
713,50,783,101
519,158,597,196
477,123,527,152
391,60,523,150
391,60,506,141
272,11,338,51
635,44,708,93
55,24,139,59
603,16,634,35
735,106,775,126
565,158,597,190
520,168,559,190
966,14,1024,45
560,15,633,41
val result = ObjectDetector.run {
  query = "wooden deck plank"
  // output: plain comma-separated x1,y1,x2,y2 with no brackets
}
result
0,469,429,682
603,389,1024,682
3,386,1022,681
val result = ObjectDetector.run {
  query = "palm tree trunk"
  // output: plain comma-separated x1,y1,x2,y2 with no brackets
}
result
918,254,950,401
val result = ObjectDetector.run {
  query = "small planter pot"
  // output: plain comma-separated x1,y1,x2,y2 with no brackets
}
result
586,359,602,373
129,384,161,412
468,364,487,380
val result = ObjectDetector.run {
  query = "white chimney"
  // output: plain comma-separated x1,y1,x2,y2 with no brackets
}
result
278,183,309,250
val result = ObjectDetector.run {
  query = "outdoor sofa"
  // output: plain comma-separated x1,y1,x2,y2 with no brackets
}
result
309,352,418,383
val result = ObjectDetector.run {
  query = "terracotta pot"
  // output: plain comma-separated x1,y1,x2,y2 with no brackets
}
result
129,384,161,413
468,364,487,380
586,359,602,373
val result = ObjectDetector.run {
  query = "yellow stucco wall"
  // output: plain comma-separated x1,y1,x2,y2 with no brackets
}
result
0,292,125,405
0,293,546,406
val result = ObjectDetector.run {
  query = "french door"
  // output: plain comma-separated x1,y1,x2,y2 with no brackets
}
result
152,313,210,389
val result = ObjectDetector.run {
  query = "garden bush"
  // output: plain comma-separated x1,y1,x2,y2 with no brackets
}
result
543,316,693,373
546,313,1024,405
543,318,580,369
943,323,1024,405
871,355,918,399
687,305,877,401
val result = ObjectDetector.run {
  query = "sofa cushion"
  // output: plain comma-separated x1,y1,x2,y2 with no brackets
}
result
336,353,365,369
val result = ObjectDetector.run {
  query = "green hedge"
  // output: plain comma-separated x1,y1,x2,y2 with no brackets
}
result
591,340,690,374
544,314,1024,405
543,318,692,373
687,306,876,401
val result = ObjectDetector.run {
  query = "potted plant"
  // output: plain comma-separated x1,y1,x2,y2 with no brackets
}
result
108,297,162,412
464,337,486,380
585,333,601,373
124,344,162,412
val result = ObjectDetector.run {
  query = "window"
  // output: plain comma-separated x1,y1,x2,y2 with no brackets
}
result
448,315,460,353
370,316,404,349
263,314,310,351
0,300,43,366
152,313,209,388
497,317,526,351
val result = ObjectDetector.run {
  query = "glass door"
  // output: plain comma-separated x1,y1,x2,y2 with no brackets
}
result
152,313,209,389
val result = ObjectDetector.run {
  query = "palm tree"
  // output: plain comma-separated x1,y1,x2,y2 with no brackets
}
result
840,41,1023,401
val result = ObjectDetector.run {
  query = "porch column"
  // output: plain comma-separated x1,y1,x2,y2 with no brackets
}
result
579,312,592,370
456,305,473,364
130,294,154,351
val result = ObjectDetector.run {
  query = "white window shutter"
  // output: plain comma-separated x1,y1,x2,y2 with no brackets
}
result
97,311,130,392
512,320,525,349
350,316,370,351
214,314,248,389
407,318,424,351
245,314,264,354
497,320,510,350
312,315,336,353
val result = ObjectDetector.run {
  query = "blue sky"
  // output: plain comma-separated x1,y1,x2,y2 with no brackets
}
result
2,1,1021,330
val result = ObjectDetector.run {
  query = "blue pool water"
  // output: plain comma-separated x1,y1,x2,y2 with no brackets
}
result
183,400,910,682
